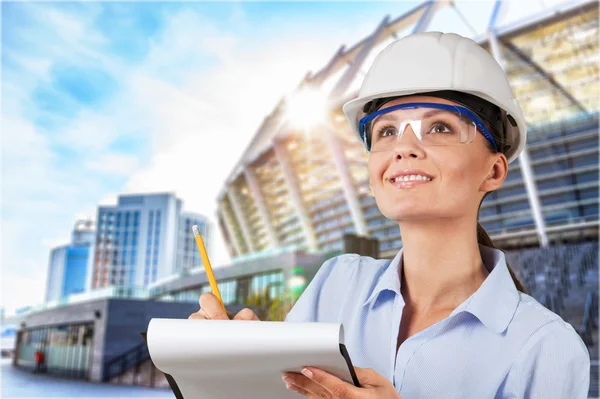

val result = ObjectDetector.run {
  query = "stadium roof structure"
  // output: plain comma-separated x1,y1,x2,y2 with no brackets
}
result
216,0,598,259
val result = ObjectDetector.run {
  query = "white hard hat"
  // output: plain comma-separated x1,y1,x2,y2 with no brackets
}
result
342,31,527,163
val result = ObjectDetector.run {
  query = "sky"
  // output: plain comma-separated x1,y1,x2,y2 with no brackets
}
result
1,0,565,316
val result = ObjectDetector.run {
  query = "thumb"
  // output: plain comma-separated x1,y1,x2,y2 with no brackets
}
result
199,293,229,320
353,367,385,387
233,308,260,321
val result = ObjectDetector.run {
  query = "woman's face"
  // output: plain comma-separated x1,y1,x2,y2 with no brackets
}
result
367,95,507,223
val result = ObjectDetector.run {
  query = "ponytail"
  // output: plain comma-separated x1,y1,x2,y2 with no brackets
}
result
477,222,527,294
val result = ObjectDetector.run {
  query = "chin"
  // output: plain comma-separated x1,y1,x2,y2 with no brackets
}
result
379,199,453,220
380,207,430,221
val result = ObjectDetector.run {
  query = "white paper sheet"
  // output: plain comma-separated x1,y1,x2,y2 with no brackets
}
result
147,318,356,398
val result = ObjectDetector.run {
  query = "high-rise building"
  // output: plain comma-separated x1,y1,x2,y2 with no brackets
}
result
45,220,96,303
216,1,599,260
91,193,182,288
90,193,212,289
176,212,212,273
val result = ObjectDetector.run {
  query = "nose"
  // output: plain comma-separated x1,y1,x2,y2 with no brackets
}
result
391,124,426,160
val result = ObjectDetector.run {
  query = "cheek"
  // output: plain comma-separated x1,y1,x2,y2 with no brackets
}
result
436,156,485,201
367,156,387,188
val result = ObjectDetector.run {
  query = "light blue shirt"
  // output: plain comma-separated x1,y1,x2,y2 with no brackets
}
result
285,245,591,398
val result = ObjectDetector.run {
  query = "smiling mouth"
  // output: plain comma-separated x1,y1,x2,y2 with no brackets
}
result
387,174,434,188
388,175,432,183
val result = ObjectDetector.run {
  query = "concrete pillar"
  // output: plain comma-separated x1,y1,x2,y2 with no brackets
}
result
218,205,245,257
273,141,319,251
517,150,549,247
226,189,256,253
244,168,280,249
487,12,549,248
325,128,369,236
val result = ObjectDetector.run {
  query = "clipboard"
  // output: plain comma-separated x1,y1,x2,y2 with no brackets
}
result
141,319,361,398
141,332,184,399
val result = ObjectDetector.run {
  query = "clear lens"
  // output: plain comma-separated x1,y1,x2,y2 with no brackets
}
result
365,106,477,153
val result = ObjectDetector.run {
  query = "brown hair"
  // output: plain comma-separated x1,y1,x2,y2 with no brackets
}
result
477,107,528,294
477,207,527,294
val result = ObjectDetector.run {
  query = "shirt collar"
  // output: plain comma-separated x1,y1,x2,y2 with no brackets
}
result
460,245,520,334
362,245,520,334
363,248,404,307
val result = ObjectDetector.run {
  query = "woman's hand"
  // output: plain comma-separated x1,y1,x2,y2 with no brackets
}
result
188,293,260,321
282,366,402,399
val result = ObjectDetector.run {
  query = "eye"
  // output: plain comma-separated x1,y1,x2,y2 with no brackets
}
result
429,122,453,134
375,124,397,138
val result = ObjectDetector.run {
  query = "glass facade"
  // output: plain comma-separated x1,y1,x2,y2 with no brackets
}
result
250,271,284,300
176,213,212,273
144,209,160,285
91,194,210,291
94,209,143,288
16,323,94,379
62,245,90,297
160,270,284,311
46,242,92,303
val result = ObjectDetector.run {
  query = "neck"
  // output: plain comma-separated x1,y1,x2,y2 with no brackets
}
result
398,217,489,314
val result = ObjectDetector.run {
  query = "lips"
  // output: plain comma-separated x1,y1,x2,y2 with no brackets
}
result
386,169,434,183
385,169,434,189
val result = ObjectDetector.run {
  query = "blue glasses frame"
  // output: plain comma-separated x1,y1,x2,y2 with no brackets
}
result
358,102,498,152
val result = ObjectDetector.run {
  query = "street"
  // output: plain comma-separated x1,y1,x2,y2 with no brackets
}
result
1,359,172,398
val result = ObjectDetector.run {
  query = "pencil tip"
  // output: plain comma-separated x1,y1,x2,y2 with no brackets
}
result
192,225,200,236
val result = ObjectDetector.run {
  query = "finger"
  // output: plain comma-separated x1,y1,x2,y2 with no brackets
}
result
198,293,229,320
284,372,334,398
300,367,360,398
233,308,260,321
353,367,386,388
188,309,209,320
285,381,310,397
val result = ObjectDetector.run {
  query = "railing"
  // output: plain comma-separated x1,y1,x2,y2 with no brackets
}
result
103,342,155,386
579,290,599,347
20,286,151,317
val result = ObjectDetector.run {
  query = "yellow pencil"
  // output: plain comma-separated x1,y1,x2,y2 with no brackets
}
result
192,225,225,310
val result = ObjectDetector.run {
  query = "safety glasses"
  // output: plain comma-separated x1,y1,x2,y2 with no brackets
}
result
358,102,498,153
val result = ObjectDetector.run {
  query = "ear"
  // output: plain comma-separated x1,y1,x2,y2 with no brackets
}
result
480,153,508,192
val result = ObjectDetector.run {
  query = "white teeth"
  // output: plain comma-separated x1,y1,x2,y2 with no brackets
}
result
391,175,432,182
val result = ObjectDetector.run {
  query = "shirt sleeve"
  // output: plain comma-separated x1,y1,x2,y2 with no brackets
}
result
284,254,360,323
501,320,591,399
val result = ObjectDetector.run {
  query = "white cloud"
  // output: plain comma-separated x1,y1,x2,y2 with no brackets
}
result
87,153,140,176
0,112,101,314
1,4,121,314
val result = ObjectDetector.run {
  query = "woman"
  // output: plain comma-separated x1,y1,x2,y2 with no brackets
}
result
190,32,590,398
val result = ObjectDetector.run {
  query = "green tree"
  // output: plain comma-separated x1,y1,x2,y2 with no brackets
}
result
243,287,298,321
